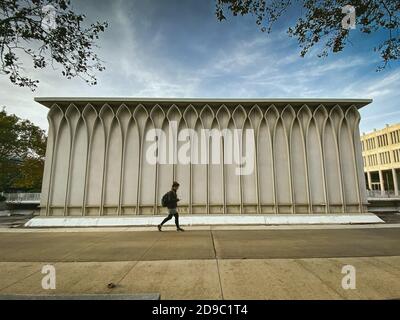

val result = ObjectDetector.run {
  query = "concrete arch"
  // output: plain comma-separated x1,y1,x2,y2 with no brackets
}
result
134,105,155,214
81,104,98,215
232,104,247,129
291,118,309,212
116,105,138,215
209,116,224,213
248,105,263,132
274,115,292,213
175,119,190,213
200,104,214,129
339,117,359,212
247,105,263,214
183,104,198,129
307,116,326,213
345,106,365,212
258,116,275,213
216,105,231,129
231,105,247,213
49,115,70,215
224,118,240,213
241,117,258,213
65,104,86,216
192,118,207,213
44,105,64,216
182,105,198,213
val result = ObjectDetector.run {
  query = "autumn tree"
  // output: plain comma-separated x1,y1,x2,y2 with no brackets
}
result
0,108,46,192
216,0,400,70
0,0,108,90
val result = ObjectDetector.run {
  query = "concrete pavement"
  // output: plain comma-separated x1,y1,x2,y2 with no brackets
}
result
0,227,399,299
0,257,399,299
0,228,400,262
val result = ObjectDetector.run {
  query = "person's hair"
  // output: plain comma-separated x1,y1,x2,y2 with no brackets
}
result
172,181,180,187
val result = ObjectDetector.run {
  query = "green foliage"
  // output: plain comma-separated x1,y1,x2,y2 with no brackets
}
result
0,108,46,192
216,0,400,70
0,0,108,90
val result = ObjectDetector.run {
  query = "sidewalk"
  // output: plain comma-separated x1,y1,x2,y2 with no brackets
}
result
1,257,399,299
0,227,399,299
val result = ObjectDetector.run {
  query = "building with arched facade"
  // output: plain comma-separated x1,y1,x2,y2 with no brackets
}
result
28,98,382,226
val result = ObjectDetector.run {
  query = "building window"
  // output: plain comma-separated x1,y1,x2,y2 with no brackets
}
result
379,151,391,164
377,134,389,147
368,154,378,166
394,149,400,162
366,137,376,150
391,130,400,144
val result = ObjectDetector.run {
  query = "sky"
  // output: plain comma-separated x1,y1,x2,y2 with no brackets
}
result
1,0,399,133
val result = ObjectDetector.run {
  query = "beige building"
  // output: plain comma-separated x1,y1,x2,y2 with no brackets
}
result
361,123,400,196
35,98,371,218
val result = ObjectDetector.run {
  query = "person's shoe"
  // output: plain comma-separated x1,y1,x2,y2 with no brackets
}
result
177,227,185,232
157,224,162,232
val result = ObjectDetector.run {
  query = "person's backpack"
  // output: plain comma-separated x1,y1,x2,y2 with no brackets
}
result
161,192,170,207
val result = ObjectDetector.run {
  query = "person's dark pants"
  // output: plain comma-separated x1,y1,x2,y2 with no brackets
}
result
160,209,180,228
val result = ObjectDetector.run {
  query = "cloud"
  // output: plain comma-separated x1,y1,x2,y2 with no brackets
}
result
0,0,399,135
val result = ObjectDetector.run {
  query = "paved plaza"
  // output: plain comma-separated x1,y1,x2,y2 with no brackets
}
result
0,225,399,299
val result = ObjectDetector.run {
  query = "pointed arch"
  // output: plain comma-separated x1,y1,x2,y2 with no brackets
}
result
115,104,133,215
241,117,258,213
200,104,214,129
81,104,98,215
291,118,309,212
307,116,326,213
248,105,263,132
49,114,70,215
265,104,279,132
182,105,198,214
133,104,155,214
297,105,312,138
324,116,344,212
65,104,86,216
120,115,140,214
345,106,364,212
183,104,198,129
215,105,231,214
232,104,247,129
224,117,241,213
166,104,181,180
258,116,275,213
216,104,231,129
247,105,263,214
209,116,224,214
43,105,64,216
149,104,166,129
313,105,329,143
274,115,292,213
192,117,207,213
281,105,296,135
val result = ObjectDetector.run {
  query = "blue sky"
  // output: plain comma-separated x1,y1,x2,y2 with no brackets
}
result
1,0,399,133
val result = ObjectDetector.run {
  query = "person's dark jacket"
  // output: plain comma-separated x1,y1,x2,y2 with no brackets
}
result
167,190,179,209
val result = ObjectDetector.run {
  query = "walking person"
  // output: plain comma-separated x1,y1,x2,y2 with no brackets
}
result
158,181,185,232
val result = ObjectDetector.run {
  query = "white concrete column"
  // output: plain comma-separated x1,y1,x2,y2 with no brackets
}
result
367,171,372,190
379,170,385,196
393,168,399,196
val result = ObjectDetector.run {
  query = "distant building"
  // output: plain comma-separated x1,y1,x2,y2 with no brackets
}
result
361,123,400,196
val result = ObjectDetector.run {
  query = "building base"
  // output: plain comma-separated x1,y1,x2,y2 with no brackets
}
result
24,214,384,228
